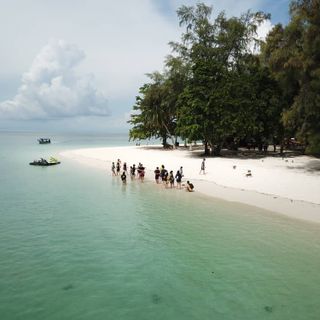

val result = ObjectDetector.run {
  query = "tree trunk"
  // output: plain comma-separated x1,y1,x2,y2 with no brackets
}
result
162,136,167,148
204,141,210,155
162,122,176,149
280,140,284,155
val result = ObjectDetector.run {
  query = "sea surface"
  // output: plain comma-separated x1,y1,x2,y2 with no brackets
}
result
0,131,319,320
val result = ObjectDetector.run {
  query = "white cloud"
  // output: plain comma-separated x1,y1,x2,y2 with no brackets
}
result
256,19,273,41
249,19,274,54
0,0,278,130
0,0,180,102
0,40,109,119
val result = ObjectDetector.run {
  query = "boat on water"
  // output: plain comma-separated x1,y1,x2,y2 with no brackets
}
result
29,157,60,166
38,138,51,144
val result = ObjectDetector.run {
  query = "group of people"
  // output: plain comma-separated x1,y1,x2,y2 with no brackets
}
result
154,165,183,188
153,165,194,191
111,159,146,183
111,159,194,192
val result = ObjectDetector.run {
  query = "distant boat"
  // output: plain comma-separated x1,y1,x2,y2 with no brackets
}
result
29,157,60,166
38,138,51,144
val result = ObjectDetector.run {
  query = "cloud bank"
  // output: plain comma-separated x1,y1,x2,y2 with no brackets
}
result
0,40,109,120
0,0,280,132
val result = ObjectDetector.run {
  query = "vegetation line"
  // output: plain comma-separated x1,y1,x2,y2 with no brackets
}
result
128,1,320,156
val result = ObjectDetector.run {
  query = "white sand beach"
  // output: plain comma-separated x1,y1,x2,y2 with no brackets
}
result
61,146,320,224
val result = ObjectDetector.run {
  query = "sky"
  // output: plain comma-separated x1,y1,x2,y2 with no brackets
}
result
0,0,290,134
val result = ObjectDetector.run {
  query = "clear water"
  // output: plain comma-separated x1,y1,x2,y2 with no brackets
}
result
0,132,319,320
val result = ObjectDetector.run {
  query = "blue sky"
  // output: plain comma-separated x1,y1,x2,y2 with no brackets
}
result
0,0,291,133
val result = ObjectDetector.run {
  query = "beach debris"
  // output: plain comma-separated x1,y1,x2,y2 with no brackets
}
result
62,284,74,291
233,165,236,169
264,305,273,313
151,294,161,304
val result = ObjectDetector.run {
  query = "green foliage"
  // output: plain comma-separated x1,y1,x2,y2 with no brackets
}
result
127,2,294,155
128,60,186,146
262,0,320,154
174,3,279,154
305,133,320,155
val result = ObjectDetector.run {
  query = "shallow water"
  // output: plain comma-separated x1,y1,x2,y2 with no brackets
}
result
0,132,319,320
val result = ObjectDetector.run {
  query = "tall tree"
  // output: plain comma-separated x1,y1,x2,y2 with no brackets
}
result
174,3,272,155
128,72,171,146
262,0,320,154
128,58,187,147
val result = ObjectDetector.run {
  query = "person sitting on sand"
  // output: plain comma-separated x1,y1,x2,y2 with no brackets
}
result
186,181,194,192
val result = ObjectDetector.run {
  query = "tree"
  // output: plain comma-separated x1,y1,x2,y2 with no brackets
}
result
128,60,187,147
128,73,170,146
174,3,273,155
262,0,320,155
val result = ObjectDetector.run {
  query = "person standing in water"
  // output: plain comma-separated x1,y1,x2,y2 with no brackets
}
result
132,164,136,177
154,167,161,184
175,170,182,189
169,171,175,188
111,162,116,176
116,161,121,175
121,171,127,184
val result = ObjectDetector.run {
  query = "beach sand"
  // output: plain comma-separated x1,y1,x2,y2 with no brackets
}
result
60,145,320,224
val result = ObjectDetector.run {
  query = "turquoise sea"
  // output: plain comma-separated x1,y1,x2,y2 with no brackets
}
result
0,131,319,320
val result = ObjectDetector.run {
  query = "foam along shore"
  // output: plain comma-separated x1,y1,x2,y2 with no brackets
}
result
60,145,320,224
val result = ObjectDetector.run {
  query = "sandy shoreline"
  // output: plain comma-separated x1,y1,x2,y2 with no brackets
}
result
60,145,320,224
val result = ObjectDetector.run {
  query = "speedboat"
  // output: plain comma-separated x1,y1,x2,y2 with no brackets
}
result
38,138,51,144
29,157,60,166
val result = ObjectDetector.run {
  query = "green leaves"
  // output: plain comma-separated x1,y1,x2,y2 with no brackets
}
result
128,2,292,155
128,61,185,146
174,3,280,154
262,0,320,154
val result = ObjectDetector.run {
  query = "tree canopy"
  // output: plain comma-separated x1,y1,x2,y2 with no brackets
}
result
262,0,320,154
128,1,320,156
